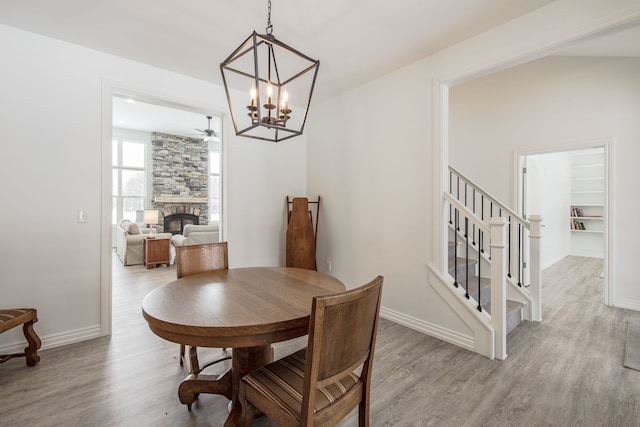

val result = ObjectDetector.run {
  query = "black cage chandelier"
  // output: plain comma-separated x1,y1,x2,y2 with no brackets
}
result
220,0,320,142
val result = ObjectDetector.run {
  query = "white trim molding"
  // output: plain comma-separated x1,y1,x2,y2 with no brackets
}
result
0,325,102,355
380,306,476,354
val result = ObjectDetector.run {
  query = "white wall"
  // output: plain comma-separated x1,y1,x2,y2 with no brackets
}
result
449,55,640,308
525,152,572,269
0,25,306,351
307,0,640,349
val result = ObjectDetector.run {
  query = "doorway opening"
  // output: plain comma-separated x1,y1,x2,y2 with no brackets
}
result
108,89,225,335
516,141,610,305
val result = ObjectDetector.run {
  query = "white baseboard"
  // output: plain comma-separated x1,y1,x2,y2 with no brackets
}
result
0,325,103,355
568,250,604,259
380,306,475,352
614,298,640,312
541,253,571,271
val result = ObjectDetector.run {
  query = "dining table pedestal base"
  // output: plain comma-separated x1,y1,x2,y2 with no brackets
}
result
227,345,274,426
177,345,274,426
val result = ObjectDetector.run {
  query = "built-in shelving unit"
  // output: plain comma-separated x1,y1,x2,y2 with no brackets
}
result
569,148,604,258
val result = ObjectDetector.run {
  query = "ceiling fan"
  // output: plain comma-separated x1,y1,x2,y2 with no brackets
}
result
194,115,219,141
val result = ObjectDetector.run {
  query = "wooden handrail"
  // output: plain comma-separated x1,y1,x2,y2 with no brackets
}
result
449,166,529,230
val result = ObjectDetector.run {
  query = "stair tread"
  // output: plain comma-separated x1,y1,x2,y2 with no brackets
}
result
484,299,525,313
457,276,491,306
448,257,478,268
484,299,525,335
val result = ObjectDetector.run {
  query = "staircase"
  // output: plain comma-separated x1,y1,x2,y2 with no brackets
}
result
448,240,524,335
438,166,543,360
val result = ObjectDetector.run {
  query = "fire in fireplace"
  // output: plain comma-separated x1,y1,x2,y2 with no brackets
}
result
164,213,199,235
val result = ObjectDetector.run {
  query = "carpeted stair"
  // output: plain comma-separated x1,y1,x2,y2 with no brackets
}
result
448,240,524,334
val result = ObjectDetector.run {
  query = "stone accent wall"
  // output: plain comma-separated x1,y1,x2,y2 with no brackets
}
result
151,132,209,229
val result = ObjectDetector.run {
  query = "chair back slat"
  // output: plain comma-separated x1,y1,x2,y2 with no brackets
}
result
175,242,228,279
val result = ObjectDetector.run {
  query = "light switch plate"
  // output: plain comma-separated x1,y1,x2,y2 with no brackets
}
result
77,210,88,223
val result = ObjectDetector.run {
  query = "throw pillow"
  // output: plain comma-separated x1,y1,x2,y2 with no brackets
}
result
127,222,141,235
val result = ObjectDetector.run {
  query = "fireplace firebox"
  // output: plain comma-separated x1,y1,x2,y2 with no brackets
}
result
164,213,199,235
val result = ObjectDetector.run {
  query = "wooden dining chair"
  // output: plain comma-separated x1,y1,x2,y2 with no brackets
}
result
239,275,384,427
175,242,230,374
176,241,229,279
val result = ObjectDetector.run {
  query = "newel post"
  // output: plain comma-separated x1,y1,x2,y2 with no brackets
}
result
528,215,543,322
490,217,507,361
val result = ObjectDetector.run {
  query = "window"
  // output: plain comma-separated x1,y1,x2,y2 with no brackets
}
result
112,139,146,225
209,140,221,224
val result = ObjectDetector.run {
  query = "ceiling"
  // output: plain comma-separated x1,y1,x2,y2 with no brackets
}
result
1,0,560,103
112,95,220,139
2,0,639,136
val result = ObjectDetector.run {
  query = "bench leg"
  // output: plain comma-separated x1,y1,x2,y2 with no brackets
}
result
23,320,41,366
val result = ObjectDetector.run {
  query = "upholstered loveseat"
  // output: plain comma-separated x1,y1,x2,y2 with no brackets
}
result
170,224,219,247
115,219,172,265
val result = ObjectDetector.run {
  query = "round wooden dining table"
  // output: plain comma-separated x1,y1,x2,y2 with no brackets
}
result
142,266,345,427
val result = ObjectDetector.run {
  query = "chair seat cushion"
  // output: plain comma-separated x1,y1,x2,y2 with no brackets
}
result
242,349,360,419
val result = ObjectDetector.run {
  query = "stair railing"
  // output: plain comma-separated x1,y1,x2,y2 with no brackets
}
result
445,192,511,358
447,166,542,320
445,193,490,310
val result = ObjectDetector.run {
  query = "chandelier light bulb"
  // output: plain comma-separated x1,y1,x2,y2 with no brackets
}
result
266,85,273,104
250,87,257,107
280,88,289,116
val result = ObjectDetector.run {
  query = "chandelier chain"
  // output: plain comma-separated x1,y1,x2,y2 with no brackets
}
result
266,0,273,35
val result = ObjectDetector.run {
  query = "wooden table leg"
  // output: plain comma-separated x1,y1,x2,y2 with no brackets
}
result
224,345,273,427
178,369,233,410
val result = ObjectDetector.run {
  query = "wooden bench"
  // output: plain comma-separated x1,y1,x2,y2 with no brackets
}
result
0,308,41,366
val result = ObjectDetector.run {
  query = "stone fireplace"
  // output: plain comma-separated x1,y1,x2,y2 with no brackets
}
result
150,132,209,231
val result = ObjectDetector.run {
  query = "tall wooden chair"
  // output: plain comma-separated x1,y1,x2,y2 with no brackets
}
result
175,242,230,374
0,308,42,366
239,276,383,427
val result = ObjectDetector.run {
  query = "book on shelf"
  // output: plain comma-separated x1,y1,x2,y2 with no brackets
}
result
570,219,586,230
570,206,588,217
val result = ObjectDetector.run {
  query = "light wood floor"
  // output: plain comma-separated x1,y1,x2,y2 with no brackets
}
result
1,255,640,426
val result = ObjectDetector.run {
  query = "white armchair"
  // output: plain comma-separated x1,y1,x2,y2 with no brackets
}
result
115,219,172,265
171,224,219,247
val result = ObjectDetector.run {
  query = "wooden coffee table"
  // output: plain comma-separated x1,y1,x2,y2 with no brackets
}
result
142,266,345,426
144,237,170,269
